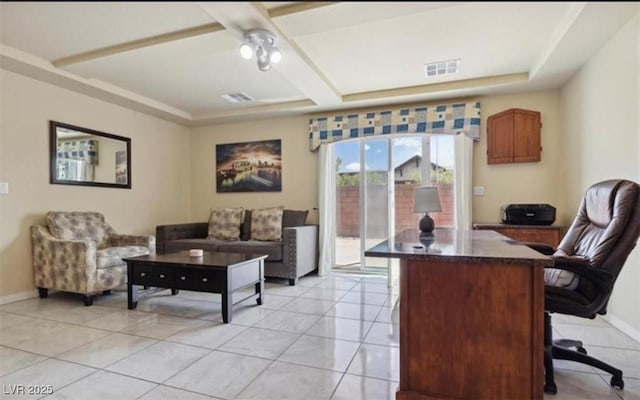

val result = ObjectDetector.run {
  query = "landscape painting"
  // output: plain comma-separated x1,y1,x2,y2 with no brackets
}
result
216,139,282,192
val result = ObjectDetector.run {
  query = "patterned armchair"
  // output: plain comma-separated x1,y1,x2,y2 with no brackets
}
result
31,211,155,305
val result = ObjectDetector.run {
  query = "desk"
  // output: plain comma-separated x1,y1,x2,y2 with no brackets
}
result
365,229,552,400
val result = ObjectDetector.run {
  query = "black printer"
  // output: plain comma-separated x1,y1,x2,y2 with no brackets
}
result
501,204,556,225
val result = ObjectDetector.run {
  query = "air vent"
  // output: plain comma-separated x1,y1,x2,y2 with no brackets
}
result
220,92,254,103
424,59,460,77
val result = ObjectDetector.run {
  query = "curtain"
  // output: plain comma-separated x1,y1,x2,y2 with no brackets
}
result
317,143,336,276
309,101,480,151
454,133,473,230
57,139,99,165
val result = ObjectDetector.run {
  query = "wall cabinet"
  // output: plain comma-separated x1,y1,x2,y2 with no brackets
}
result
487,108,541,164
473,223,565,248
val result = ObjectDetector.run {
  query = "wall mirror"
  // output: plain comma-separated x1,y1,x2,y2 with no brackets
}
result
50,121,131,189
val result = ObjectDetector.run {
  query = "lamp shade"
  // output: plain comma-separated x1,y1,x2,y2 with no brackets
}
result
414,186,443,214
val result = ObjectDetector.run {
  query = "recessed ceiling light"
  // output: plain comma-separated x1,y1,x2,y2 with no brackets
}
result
220,92,254,103
424,59,460,77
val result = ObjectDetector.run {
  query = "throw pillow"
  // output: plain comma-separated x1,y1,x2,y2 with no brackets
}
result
241,210,252,241
207,207,243,241
251,207,284,241
282,209,309,228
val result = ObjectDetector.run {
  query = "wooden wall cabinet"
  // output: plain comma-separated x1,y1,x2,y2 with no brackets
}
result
487,108,542,164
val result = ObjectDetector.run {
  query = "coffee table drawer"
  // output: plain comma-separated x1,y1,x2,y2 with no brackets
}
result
174,269,224,292
132,263,173,288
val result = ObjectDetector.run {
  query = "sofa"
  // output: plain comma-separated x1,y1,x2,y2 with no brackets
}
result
156,208,318,285
31,211,155,305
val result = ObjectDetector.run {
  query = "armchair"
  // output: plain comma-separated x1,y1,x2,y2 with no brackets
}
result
31,211,155,305
530,180,640,394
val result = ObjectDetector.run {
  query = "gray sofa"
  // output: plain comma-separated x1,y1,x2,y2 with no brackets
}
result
156,209,318,285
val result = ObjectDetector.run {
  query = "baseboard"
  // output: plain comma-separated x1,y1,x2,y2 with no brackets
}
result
0,289,39,305
602,314,640,344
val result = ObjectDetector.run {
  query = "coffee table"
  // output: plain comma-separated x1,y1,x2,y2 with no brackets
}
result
124,251,266,323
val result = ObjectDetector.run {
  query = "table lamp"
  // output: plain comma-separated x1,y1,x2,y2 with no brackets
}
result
413,186,442,237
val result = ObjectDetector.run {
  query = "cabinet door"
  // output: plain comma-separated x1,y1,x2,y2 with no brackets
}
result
487,112,514,164
513,110,541,162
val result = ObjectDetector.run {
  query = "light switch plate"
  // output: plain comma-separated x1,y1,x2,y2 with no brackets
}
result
473,186,485,196
0,182,8,194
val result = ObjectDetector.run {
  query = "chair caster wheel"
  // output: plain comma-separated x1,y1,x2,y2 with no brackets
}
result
611,376,624,390
544,382,557,394
576,346,587,355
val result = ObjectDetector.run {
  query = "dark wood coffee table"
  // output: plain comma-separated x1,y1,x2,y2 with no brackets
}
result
124,251,266,323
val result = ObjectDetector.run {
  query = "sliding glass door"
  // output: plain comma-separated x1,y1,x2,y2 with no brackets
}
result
362,139,392,272
333,134,455,277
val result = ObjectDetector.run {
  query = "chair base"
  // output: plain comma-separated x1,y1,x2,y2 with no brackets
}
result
37,287,110,306
544,312,624,394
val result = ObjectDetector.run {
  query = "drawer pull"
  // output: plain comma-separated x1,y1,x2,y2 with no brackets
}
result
180,276,186,280
160,274,166,279
202,278,208,282
140,272,146,277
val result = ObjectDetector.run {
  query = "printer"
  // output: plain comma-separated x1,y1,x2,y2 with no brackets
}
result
501,204,556,225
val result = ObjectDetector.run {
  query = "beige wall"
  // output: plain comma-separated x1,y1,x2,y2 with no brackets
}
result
560,15,640,336
0,69,192,298
189,92,562,227
473,90,563,223
190,116,318,224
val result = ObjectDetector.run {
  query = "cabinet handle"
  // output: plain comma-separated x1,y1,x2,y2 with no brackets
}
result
202,278,208,282
160,274,166,279
140,272,146,277
180,276,186,280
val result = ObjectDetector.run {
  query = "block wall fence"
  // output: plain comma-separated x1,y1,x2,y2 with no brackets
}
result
336,183,454,237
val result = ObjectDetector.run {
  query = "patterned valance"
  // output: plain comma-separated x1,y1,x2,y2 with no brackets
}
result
57,139,99,165
309,101,480,151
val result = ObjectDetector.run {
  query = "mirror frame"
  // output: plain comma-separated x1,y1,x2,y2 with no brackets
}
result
50,121,132,189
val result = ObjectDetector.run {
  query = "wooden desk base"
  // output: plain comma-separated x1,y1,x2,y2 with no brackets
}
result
397,257,544,399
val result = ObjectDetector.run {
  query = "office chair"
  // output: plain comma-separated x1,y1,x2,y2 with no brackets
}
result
526,179,640,394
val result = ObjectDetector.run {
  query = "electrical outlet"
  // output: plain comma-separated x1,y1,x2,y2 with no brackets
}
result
0,182,8,194
473,186,485,196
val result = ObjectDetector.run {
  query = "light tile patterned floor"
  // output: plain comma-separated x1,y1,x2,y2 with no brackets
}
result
0,271,638,400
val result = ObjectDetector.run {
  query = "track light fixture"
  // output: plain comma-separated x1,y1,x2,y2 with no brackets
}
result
239,29,282,72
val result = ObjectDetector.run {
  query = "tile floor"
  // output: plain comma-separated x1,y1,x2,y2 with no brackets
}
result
0,271,638,400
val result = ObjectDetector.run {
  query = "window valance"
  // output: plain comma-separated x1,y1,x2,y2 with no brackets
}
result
309,101,480,151
57,139,99,165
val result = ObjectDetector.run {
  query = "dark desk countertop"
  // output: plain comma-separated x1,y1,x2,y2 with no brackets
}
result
365,228,553,266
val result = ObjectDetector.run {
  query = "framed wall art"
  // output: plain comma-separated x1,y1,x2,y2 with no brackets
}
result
216,139,282,192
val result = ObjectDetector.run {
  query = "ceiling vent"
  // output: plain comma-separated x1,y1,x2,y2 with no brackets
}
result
424,59,460,77
220,92,254,103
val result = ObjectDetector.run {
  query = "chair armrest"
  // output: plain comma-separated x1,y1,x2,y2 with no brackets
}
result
156,222,208,253
283,225,318,270
550,256,614,294
109,233,156,254
523,241,555,255
31,225,97,292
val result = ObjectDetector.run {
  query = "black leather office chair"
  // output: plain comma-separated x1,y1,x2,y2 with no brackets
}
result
527,179,640,394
